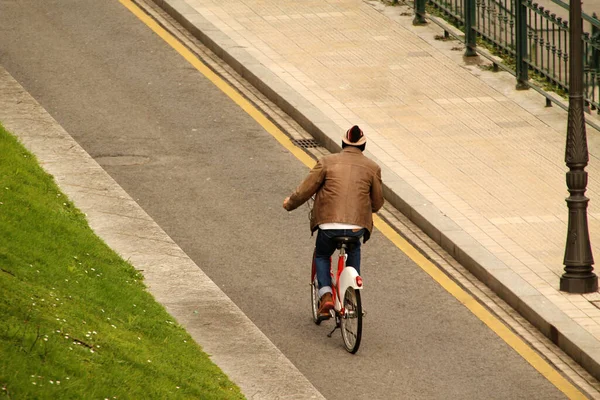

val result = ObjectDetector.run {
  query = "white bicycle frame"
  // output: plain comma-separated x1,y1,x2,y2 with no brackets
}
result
331,250,363,314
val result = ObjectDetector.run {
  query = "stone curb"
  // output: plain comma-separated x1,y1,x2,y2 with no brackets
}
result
151,0,600,381
0,67,324,399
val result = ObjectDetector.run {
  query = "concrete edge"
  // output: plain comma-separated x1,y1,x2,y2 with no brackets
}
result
0,67,324,399
151,0,600,381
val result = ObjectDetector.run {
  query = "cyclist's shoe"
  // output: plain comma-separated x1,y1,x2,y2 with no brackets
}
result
318,293,334,317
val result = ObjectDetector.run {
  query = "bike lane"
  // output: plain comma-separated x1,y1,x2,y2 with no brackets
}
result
0,0,573,398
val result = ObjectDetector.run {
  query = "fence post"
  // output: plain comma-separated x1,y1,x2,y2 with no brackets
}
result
515,0,529,89
591,13,600,71
464,0,477,56
413,0,427,25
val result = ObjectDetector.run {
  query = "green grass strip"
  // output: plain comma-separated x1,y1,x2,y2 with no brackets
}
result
0,124,245,399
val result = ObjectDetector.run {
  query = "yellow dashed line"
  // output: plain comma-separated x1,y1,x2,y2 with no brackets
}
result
119,0,585,397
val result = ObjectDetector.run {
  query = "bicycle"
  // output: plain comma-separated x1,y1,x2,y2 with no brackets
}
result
310,237,364,354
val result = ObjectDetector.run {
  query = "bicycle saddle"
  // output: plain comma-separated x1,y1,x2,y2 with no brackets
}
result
332,236,360,249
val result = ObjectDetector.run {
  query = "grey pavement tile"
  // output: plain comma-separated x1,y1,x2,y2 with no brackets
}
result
62,188,154,221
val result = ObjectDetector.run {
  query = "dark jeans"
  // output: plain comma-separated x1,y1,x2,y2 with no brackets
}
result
315,228,365,297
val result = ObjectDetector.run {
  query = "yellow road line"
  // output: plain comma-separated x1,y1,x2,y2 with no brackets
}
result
373,215,585,398
119,0,585,397
119,0,316,170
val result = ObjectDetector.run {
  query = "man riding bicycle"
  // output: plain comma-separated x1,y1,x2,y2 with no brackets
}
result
283,125,384,318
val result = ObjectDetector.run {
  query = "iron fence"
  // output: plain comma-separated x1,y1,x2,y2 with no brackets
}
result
419,0,600,110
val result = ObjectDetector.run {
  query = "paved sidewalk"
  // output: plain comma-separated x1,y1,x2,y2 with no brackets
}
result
153,0,600,380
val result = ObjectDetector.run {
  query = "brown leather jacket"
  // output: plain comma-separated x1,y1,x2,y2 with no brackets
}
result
285,146,384,242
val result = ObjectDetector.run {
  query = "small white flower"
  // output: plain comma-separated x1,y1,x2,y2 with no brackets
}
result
49,380,54,384
66,377,70,380
32,382,36,385
111,324,116,329
90,349,94,353
176,386,180,389
43,338,48,342
56,381,60,385
147,359,151,363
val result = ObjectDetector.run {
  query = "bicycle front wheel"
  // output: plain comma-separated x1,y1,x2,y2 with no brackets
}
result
340,287,362,354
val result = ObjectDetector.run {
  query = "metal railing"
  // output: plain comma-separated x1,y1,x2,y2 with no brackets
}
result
418,0,600,111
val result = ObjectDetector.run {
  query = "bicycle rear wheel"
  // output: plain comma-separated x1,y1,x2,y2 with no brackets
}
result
311,276,322,325
340,288,362,353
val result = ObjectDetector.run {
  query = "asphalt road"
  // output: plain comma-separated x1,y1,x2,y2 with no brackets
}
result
0,1,569,399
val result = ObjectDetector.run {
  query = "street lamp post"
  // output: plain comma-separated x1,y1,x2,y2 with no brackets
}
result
561,0,598,293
